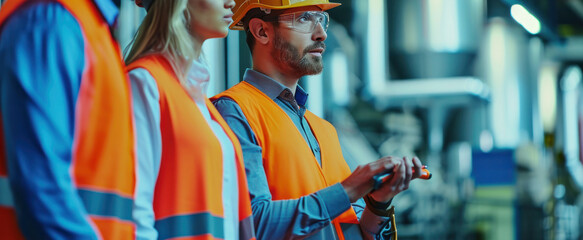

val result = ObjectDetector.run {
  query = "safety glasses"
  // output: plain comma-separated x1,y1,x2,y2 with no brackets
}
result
264,11,330,33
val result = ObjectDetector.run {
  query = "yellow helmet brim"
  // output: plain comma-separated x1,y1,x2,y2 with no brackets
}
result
230,0,341,30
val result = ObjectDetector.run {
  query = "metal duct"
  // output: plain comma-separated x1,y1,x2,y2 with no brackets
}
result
387,0,485,79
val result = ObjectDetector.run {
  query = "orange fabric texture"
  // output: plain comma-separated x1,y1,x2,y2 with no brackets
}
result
0,207,24,240
126,55,255,240
0,0,136,238
213,81,360,237
0,119,5,177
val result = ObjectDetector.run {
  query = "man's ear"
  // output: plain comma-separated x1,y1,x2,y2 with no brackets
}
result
249,18,271,45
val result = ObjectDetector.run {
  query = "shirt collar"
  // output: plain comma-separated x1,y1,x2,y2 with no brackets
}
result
294,85,308,107
93,0,119,27
243,69,288,100
243,69,309,107
186,57,210,85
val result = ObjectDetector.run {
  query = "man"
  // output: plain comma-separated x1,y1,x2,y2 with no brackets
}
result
212,0,424,239
0,0,136,238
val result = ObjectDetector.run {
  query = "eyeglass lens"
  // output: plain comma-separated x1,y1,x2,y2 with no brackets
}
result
275,11,329,33
294,11,328,32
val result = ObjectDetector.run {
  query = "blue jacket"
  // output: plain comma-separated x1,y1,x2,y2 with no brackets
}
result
0,1,125,239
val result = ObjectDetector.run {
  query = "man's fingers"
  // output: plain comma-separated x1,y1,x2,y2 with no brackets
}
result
412,156,423,178
403,156,412,189
371,156,399,174
386,173,403,194
389,161,405,187
378,156,396,167
404,157,412,178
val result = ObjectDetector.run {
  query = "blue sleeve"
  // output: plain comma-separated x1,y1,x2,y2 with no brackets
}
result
128,68,163,240
213,97,352,239
0,3,98,239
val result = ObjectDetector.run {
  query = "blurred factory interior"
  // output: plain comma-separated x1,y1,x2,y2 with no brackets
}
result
115,0,582,239
36,0,583,239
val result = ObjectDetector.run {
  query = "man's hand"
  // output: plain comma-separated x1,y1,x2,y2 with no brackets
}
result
369,156,423,203
340,156,403,203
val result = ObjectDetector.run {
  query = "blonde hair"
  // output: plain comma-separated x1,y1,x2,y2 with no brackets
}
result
125,0,200,83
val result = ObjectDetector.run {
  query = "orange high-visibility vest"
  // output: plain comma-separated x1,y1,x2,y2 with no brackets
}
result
0,0,136,239
127,55,256,240
213,81,360,239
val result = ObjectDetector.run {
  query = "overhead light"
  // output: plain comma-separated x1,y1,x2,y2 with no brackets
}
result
510,4,541,35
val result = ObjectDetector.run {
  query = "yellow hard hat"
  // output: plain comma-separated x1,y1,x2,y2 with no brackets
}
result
230,0,341,30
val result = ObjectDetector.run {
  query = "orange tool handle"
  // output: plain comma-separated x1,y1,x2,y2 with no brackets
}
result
373,166,432,190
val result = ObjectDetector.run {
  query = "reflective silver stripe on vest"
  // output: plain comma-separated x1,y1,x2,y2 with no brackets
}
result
155,212,225,239
0,176,14,207
77,189,133,222
155,213,256,240
239,215,255,240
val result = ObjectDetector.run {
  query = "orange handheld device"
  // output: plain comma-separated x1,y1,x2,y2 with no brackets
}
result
373,166,432,190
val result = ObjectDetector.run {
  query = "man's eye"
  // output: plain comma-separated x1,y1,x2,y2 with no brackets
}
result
297,15,310,23
315,16,324,23
297,13,313,23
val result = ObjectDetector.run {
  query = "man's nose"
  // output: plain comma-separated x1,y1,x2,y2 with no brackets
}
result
225,0,235,9
312,22,327,41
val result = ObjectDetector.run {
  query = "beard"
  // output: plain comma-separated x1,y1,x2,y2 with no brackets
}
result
272,30,325,76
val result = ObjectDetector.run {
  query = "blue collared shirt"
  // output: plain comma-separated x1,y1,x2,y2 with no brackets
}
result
0,1,118,239
213,69,390,240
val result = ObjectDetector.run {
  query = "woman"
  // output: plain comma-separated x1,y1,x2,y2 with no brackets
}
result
125,0,255,239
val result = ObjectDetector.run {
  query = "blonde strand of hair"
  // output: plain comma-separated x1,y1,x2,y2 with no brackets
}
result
125,0,198,84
